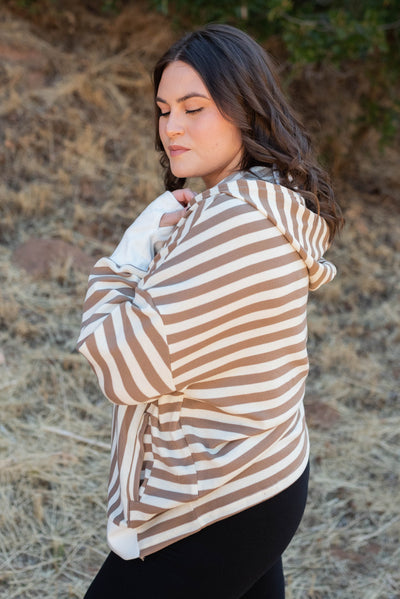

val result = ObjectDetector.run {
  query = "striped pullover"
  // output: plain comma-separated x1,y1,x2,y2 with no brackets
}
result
77,167,336,560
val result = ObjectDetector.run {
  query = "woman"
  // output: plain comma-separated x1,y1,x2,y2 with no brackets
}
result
78,24,343,598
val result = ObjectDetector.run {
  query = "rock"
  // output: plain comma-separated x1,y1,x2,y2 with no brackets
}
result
12,238,94,278
305,400,340,430
0,41,50,89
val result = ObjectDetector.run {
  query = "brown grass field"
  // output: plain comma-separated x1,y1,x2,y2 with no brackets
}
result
0,2,399,597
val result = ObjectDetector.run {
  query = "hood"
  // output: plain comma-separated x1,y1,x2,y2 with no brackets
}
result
200,166,336,291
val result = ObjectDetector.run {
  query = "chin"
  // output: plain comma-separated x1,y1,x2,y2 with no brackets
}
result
170,167,194,180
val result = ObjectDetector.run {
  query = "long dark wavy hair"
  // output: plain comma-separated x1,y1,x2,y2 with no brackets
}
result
153,24,343,241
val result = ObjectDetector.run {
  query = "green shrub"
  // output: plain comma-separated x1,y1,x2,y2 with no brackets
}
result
150,0,400,143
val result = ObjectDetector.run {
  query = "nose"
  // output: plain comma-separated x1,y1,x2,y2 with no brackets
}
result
165,111,184,138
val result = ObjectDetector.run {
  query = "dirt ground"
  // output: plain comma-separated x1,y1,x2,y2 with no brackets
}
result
0,2,399,598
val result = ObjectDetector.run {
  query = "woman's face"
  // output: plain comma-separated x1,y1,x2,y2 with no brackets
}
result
157,61,243,188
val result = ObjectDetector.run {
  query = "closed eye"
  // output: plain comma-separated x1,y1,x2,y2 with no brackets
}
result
159,108,203,117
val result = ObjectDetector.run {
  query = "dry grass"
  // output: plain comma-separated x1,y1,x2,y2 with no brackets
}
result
0,2,399,598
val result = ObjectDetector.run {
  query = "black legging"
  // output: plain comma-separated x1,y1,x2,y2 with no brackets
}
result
84,463,309,599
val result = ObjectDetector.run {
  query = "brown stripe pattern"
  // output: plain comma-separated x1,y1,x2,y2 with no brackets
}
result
77,175,336,559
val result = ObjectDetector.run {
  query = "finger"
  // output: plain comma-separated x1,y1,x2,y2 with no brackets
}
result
172,188,195,205
159,208,186,227
184,188,195,199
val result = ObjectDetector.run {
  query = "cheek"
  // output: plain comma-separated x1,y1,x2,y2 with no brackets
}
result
192,118,222,153
206,114,241,150
207,129,239,154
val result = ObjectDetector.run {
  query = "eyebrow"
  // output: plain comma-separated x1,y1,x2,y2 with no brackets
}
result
156,92,209,104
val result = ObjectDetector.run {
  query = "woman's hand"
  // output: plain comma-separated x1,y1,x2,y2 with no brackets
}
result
160,188,195,227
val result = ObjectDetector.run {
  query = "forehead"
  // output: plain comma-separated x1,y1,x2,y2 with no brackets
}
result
157,61,209,99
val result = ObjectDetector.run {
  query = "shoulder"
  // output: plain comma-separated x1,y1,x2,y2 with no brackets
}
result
189,188,267,237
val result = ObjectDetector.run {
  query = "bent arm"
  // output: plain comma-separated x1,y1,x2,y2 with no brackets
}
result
77,191,182,404
78,192,310,410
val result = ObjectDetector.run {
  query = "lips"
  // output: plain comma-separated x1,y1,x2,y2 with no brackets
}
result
169,145,190,157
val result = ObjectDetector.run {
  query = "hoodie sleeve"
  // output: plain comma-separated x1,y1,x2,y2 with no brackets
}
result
77,192,312,407
77,191,182,404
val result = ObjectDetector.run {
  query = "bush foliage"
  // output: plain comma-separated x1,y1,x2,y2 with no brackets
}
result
151,0,400,142
152,0,399,64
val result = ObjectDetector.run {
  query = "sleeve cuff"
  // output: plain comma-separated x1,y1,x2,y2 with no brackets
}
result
110,191,182,271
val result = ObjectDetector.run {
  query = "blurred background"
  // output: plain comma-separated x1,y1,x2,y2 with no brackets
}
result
0,1,399,597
